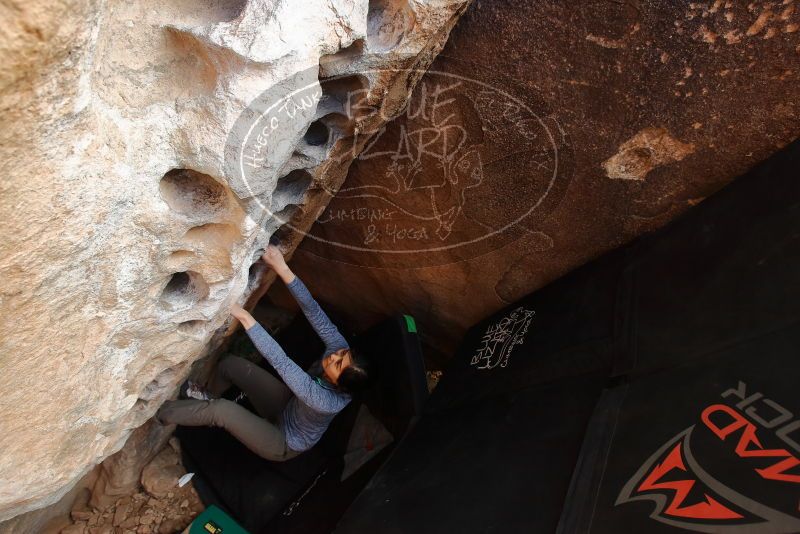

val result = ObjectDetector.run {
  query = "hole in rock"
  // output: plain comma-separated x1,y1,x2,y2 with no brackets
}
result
262,205,300,237
183,222,239,248
319,74,371,119
177,320,208,337
247,262,267,291
319,112,354,139
172,0,247,22
165,250,197,270
303,120,330,146
160,168,229,218
160,271,209,311
367,0,416,52
276,151,317,178
167,250,195,261
271,170,313,213
270,225,294,250
319,39,366,76
336,38,366,58
161,29,221,97
274,205,299,221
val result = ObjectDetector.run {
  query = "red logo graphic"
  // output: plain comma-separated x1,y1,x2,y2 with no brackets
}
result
616,381,800,533
702,404,800,484
636,441,742,520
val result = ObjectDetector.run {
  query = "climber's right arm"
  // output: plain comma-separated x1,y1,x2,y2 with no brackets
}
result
261,245,349,354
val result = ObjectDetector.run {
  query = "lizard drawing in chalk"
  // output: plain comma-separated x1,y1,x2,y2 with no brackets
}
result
339,122,485,241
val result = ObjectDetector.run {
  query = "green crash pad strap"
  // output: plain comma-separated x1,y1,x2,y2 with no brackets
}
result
403,314,417,333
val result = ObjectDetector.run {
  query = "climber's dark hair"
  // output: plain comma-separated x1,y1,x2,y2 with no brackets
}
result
337,344,372,395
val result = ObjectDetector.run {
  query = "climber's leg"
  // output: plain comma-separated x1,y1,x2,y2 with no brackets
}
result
157,399,299,461
207,356,291,421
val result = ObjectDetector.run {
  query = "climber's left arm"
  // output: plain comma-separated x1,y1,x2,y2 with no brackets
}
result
230,304,256,330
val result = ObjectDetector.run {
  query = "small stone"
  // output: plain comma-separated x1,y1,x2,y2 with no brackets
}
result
141,447,184,498
131,501,146,515
113,501,130,527
179,500,188,508
121,516,139,529
158,519,184,534
139,514,155,526
61,522,88,534
71,510,93,522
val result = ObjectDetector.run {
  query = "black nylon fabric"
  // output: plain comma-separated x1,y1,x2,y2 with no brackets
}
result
336,140,800,533
336,373,606,533
576,327,800,533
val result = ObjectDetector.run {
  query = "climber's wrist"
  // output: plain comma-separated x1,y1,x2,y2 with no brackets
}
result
278,267,296,284
230,304,256,329
239,314,256,330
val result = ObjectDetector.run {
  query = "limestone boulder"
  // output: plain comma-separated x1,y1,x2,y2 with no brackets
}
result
0,0,469,521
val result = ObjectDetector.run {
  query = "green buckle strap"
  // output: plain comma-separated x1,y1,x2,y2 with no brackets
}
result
189,505,249,534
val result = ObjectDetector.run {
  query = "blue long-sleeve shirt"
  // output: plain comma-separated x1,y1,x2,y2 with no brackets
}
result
244,275,351,452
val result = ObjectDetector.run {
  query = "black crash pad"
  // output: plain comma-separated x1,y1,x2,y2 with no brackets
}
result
336,139,800,533
559,326,800,533
335,373,606,533
422,246,628,416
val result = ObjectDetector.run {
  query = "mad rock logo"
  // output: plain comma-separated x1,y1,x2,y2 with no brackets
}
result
617,381,800,533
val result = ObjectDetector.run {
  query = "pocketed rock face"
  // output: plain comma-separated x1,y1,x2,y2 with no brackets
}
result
0,0,468,522
287,0,800,363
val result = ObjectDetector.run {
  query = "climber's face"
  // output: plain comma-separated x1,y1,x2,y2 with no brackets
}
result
322,348,352,384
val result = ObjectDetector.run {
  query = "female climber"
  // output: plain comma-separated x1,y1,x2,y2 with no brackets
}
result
156,244,371,461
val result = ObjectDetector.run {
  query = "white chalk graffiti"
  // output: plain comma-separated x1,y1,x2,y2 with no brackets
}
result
470,306,535,370
336,79,486,242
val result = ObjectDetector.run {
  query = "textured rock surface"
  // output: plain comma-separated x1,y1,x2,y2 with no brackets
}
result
88,421,174,511
288,0,800,363
0,0,468,521
64,439,204,534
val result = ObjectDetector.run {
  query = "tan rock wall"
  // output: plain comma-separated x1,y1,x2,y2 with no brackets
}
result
0,0,469,521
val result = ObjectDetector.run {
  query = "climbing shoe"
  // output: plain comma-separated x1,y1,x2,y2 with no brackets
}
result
180,380,212,401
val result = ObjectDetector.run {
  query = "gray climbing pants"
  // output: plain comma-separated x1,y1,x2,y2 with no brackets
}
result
157,356,301,462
